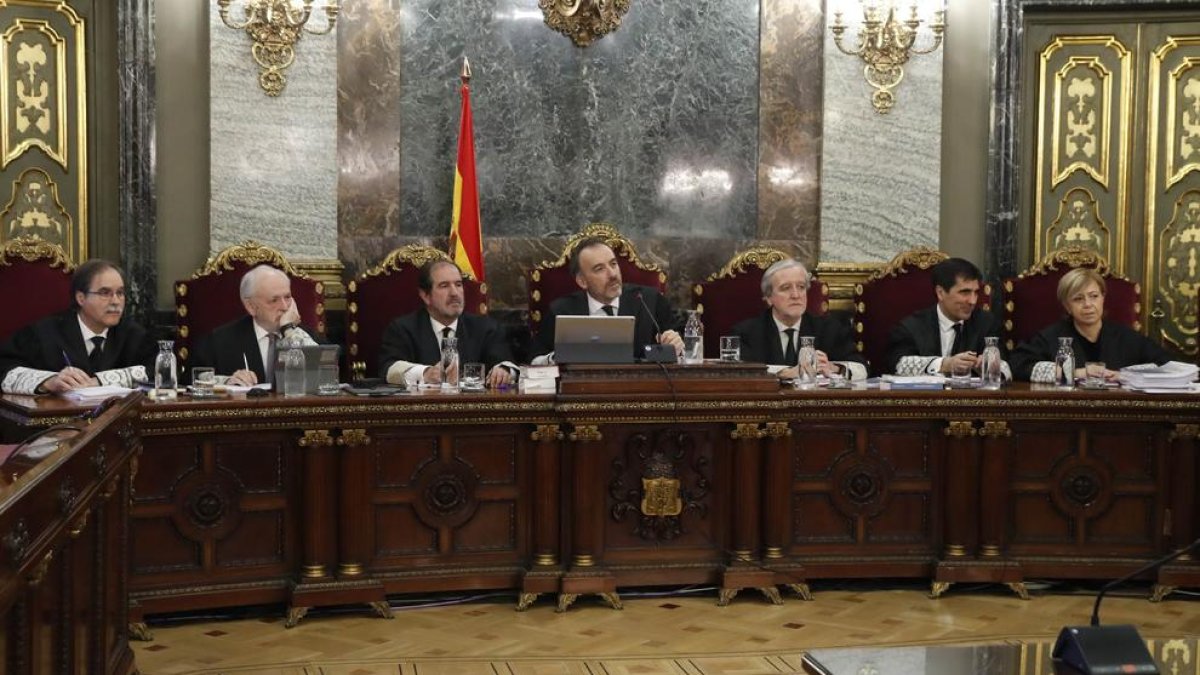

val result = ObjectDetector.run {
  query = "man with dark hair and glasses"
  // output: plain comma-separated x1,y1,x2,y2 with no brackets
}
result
0,259,155,394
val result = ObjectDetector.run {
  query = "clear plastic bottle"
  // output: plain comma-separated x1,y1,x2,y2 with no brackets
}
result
281,335,306,397
441,335,460,392
797,335,818,387
1054,336,1075,389
682,310,703,364
980,336,1003,390
154,340,178,399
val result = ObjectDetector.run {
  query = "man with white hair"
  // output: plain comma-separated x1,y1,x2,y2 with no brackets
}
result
190,264,317,387
731,258,867,381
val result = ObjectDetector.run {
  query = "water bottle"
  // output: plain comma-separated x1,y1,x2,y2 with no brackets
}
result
154,340,178,399
1054,336,1075,389
980,336,1003,390
281,335,306,397
797,335,818,387
441,335,460,392
682,310,703,364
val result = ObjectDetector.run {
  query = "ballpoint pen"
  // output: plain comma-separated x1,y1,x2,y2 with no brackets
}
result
62,350,73,368
243,354,250,371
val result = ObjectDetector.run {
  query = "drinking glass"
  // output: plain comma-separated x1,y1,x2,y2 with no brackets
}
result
461,362,485,391
719,336,741,362
316,365,340,395
191,367,216,397
950,360,972,387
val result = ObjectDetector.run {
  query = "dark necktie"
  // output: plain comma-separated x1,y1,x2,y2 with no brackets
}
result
265,333,278,380
88,336,105,369
441,326,452,350
783,328,797,366
602,305,615,316
950,322,965,356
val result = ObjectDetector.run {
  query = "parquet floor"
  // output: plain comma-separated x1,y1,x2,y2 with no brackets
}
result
133,583,1200,675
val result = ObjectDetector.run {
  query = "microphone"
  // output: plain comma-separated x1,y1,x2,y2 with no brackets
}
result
1052,536,1200,674
634,290,677,364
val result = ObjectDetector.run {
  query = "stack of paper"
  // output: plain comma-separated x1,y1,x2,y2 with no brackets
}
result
880,375,946,390
519,365,558,394
1119,361,1200,392
62,385,134,404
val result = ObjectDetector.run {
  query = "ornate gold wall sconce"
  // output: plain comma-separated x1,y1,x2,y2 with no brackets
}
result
216,0,339,97
539,0,631,47
830,2,945,114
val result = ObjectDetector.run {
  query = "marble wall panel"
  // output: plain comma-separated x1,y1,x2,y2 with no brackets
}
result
395,0,759,241
337,0,401,280
758,0,824,247
818,0,944,262
209,3,337,259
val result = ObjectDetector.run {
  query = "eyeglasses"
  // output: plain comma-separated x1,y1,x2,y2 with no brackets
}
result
85,288,127,300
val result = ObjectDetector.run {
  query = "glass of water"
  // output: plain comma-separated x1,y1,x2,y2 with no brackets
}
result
316,364,341,395
719,335,741,362
461,362,485,391
191,367,216,397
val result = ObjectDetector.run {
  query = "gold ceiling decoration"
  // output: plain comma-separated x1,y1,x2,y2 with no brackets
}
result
216,0,339,97
539,0,631,47
830,2,945,114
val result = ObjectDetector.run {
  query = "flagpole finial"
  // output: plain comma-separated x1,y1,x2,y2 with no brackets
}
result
460,56,472,84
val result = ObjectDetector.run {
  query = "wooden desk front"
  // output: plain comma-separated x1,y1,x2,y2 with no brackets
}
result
3,381,1197,624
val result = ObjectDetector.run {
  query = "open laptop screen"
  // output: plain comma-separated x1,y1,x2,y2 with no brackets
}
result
553,315,635,364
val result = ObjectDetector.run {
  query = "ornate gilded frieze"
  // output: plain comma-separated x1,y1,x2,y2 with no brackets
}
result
610,431,709,541
0,1,86,261
1035,36,1132,271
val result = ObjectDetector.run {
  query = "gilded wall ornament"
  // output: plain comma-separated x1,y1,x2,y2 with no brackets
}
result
216,0,339,97
539,0,631,48
829,3,945,113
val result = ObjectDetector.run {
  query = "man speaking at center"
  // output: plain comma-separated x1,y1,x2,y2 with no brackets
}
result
531,237,683,362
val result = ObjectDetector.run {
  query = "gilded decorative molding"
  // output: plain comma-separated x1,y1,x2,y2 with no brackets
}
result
978,421,1012,438
301,564,326,579
1019,244,1112,277
1,168,72,245
530,424,563,442
298,429,333,447
336,428,371,447
1045,188,1112,260
368,600,393,619
568,425,602,442
929,580,952,599
786,583,813,601
284,605,309,628
357,244,483,281
3,518,29,562
865,246,948,282
1006,582,1031,600
337,562,363,577
293,258,345,311
556,592,578,612
1154,190,1200,353
762,421,792,438
128,622,153,641
707,246,789,281
192,240,311,279
26,550,53,587
1170,423,1199,441
829,3,945,114
538,0,630,48
0,233,71,267
516,592,539,611
571,554,595,567
943,421,976,438
730,423,765,440
216,0,339,97
0,16,70,168
532,223,664,276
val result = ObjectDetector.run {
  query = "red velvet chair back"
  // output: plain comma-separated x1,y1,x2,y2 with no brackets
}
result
1002,246,1141,351
0,236,74,341
692,247,828,358
346,245,488,380
527,223,667,341
853,247,993,376
174,241,325,366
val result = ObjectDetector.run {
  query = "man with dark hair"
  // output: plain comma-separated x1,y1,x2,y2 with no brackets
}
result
0,259,155,394
531,238,682,361
379,259,515,387
885,257,1008,377
732,259,867,380
190,264,319,386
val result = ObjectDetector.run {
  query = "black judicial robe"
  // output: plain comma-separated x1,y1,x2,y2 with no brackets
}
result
732,309,865,368
0,309,155,387
377,308,513,379
1009,318,1171,381
531,284,678,360
885,306,1004,373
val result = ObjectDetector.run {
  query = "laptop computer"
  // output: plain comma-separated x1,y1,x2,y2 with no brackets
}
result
273,344,341,394
554,315,635,364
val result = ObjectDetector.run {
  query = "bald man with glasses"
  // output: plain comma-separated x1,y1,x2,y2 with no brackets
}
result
0,259,155,394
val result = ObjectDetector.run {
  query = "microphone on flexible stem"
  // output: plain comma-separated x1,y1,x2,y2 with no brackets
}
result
634,290,677,364
1052,536,1200,674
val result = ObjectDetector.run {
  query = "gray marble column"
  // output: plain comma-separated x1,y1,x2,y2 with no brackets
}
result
118,0,157,325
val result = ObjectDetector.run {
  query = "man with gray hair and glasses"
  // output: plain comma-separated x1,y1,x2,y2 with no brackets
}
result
731,258,867,381
190,264,318,387
0,259,155,394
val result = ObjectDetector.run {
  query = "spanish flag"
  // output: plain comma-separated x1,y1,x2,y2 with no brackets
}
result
449,57,485,282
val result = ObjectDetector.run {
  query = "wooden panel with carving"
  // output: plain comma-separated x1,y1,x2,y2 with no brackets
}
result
129,432,301,612
365,426,533,586
997,423,1166,568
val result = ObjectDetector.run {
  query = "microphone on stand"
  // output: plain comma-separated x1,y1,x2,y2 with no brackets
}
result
634,290,677,364
1052,536,1200,674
